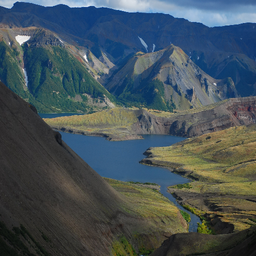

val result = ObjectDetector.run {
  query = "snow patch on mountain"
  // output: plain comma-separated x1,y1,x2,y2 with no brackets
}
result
152,44,156,52
83,54,88,62
15,35,31,45
23,68,28,87
138,36,148,52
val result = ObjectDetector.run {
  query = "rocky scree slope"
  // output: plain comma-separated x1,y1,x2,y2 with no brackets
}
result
133,96,256,138
0,81,187,255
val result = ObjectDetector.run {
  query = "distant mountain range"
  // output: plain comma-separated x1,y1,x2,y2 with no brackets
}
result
0,2,256,112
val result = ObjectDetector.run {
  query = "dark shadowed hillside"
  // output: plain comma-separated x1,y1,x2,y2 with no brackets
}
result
0,81,188,255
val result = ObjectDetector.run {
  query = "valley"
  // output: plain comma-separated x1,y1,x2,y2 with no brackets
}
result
0,81,188,255
0,2,256,256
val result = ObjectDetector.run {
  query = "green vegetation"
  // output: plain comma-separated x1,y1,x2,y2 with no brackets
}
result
180,210,191,223
174,183,192,189
138,247,154,255
105,178,188,234
0,39,117,113
249,218,256,224
44,107,139,139
197,220,214,234
112,236,136,256
146,125,256,231
105,178,179,219
115,78,176,111
23,45,115,113
107,178,188,255
0,41,29,99
182,205,202,217
128,181,158,186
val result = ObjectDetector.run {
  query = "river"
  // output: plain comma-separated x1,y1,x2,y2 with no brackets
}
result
41,114,201,232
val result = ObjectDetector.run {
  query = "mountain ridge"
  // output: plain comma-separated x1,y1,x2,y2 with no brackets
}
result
105,44,237,110
0,2,256,112
1,2,256,112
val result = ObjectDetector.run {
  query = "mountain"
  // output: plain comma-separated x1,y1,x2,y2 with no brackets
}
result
0,2,256,112
105,44,237,110
0,81,188,255
0,27,116,113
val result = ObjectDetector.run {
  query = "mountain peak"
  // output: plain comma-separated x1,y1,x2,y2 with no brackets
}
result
12,1,43,10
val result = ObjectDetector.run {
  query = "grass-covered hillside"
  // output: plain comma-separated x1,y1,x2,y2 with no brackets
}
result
141,125,256,232
104,178,188,255
44,108,141,140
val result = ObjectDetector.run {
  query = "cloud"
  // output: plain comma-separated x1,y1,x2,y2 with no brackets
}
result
157,0,256,11
0,0,256,27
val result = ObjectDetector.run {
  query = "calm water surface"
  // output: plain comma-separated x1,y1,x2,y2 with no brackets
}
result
59,131,201,232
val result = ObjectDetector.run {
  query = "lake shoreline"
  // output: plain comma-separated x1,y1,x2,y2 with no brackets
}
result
55,129,202,232
140,144,256,235
139,157,235,234
50,126,144,141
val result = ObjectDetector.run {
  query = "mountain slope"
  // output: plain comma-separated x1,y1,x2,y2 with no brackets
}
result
1,2,256,112
0,81,187,255
151,226,256,256
105,45,237,110
2,2,256,98
0,27,116,113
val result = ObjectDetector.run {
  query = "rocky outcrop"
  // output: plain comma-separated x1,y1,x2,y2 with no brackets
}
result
131,96,256,138
48,96,256,141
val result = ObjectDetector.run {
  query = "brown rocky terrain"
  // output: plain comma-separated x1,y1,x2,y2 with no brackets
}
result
0,81,188,255
128,96,256,138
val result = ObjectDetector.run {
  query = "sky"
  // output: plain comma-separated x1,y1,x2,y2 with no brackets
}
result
0,0,256,27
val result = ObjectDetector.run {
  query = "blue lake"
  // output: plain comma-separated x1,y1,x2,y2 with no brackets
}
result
41,112,200,231
59,131,201,232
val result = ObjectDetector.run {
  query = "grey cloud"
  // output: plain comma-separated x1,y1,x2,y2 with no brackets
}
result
158,0,256,11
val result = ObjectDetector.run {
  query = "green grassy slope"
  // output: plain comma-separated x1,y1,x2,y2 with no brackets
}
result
0,29,117,113
142,125,256,231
